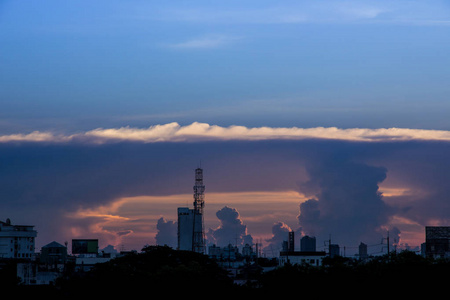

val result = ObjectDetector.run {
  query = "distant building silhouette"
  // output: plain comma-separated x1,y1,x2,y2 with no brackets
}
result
425,226,450,258
329,244,340,258
279,232,326,267
359,242,368,260
301,235,316,252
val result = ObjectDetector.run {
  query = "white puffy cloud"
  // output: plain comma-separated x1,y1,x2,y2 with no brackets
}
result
3,122,450,144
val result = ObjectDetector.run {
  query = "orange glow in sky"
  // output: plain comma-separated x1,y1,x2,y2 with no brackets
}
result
67,188,426,252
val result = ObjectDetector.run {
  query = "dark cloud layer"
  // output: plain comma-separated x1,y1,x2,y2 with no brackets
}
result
0,139,449,253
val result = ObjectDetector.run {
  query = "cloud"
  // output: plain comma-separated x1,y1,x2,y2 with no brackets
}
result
3,122,450,144
207,206,252,247
263,222,293,254
0,131,69,143
166,35,242,49
155,217,177,247
147,1,450,26
297,155,398,254
157,7,307,24
1,129,450,253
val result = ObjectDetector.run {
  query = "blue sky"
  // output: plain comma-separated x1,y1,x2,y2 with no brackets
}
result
1,0,450,133
1,1,450,254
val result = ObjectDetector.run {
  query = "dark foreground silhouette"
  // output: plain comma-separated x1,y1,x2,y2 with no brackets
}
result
3,246,449,298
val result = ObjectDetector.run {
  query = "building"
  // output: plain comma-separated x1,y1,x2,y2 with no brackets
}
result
177,168,206,254
329,244,340,257
72,238,99,255
359,242,368,260
279,232,326,267
40,241,68,266
16,262,61,285
177,207,195,251
301,236,316,252
0,218,37,259
279,251,327,267
425,226,450,258
74,255,114,272
288,231,295,251
70,238,122,272
242,243,256,259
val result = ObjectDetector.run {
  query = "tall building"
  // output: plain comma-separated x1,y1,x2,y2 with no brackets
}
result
177,207,194,251
177,168,206,254
288,231,295,252
0,218,37,259
300,235,316,252
359,242,368,260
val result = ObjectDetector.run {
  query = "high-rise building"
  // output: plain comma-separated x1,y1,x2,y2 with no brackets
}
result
177,168,206,254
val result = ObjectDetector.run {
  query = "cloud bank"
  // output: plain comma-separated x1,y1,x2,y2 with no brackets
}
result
1,122,450,254
3,122,450,144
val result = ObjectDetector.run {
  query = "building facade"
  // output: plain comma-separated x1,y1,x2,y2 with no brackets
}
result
279,251,327,267
425,226,450,258
0,218,37,259
301,236,316,252
40,241,68,265
177,207,195,251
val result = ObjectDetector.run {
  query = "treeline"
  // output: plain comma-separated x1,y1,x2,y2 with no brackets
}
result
5,246,450,298
257,251,450,297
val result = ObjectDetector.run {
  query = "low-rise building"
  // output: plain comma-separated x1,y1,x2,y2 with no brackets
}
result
0,218,37,259
279,251,327,267
40,241,68,266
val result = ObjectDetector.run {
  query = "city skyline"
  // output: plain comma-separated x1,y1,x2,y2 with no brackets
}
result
1,1,450,256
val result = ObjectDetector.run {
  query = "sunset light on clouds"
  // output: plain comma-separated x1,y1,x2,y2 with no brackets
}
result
65,187,427,253
1,0,450,258
4,122,450,144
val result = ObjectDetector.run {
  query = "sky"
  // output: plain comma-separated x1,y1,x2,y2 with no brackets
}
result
1,0,450,257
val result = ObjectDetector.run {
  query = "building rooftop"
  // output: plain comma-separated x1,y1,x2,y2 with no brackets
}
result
280,251,327,256
42,241,66,248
